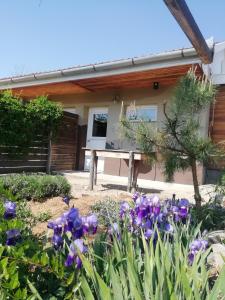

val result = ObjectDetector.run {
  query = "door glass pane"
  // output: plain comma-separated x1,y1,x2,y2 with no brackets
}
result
92,113,108,137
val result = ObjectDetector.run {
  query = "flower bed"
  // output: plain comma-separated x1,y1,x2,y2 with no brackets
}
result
0,189,225,299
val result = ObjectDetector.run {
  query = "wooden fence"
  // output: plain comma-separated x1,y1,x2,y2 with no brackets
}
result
0,112,79,174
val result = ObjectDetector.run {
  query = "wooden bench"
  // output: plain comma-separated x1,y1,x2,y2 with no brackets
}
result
83,148,146,192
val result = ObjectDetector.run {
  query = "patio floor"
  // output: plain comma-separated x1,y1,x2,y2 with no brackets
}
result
63,171,215,203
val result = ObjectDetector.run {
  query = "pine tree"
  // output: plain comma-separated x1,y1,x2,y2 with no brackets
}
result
121,69,222,209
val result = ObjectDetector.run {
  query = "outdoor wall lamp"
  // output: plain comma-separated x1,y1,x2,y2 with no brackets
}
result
153,82,159,90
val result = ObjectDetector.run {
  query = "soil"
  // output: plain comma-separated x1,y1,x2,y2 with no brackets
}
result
28,192,132,236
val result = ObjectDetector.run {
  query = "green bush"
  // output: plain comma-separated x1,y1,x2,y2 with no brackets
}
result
0,173,71,201
191,200,225,231
0,91,63,158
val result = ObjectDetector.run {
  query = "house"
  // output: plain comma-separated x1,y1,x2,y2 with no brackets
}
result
1,39,225,184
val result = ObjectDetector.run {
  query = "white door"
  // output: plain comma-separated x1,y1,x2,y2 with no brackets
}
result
84,107,108,172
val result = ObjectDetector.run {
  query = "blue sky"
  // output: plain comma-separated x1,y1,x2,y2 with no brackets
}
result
1,0,225,78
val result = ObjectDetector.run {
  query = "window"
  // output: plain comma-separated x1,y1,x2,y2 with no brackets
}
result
126,105,157,122
92,113,108,137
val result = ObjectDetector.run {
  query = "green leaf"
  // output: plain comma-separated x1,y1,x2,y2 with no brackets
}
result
27,279,43,300
80,275,95,300
96,273,112,300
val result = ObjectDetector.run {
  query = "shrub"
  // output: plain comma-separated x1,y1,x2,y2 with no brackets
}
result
0,91,63,158
190,173,225,231
191,199,225,231
91,198,121,226
0,173,71,201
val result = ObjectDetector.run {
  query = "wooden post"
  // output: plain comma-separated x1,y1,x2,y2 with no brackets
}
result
46,130,53,174
89,150,96,190
127,151,134,192
131,160,139,193
93,156,98,185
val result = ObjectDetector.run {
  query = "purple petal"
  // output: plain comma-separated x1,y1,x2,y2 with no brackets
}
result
52,234,63,250
65,254,74,267
165,223,173,233
6,229,21,246
144,229,153,239
63,196,70,206
178,199,189,207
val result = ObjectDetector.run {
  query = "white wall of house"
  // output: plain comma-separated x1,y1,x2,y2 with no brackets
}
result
55,84,210,152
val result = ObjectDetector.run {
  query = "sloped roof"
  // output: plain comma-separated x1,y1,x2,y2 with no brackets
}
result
0,39,215,91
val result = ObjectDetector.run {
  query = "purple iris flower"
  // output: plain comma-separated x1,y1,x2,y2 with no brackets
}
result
151,195,160,205
65,239,87,268
52,234,63,250
171,206,181,222
144,228,153,239
75,256,82,269
67,208,80,231
137,209,147,225
132,192,139,202
67,208,79,221
82,214,98,234
153,205,161,216
108,223,121,240
72,227,83,239
178,198,189,207
179,207,188,219
65,254,74,267
63,196,70,206
6,229,21,246
47,217,64,235
4,201,16,219
165,223,173,233
188,239,208,265
119,201,130,218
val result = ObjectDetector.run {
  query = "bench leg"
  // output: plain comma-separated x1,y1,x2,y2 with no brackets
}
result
89,150,96,190
127,151,134,192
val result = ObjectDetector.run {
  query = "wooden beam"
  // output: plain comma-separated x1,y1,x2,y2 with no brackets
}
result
163,0,213,64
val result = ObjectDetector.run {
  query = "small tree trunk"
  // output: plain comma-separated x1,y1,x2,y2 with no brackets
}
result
191,159,202,209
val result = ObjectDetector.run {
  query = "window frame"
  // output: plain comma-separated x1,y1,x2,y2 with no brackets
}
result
126,105,158,122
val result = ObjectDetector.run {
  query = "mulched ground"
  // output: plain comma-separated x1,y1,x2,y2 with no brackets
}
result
28,192,132,235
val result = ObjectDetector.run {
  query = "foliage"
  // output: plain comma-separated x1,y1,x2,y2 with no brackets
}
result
121,69,221,208
0,91,33,156
77,194,225,299
191,199,225,232
189,173,225,231
91,198,121,226
0,173,71,201
215,170,225,196
78,227,225,300
0,91,63,157
0,187,97,299
26,96,63,136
